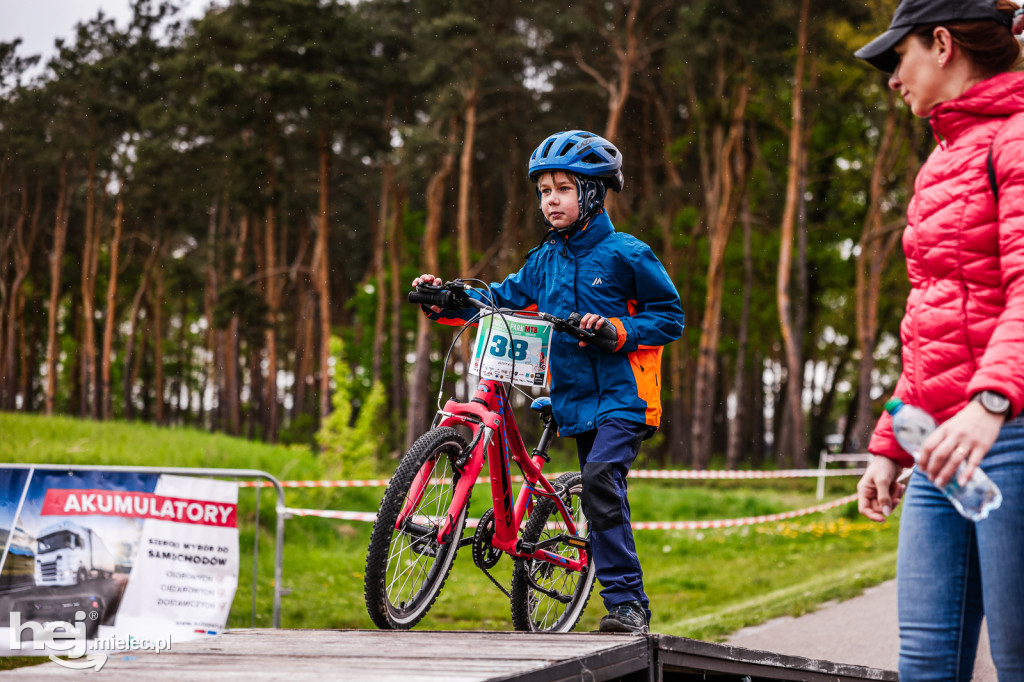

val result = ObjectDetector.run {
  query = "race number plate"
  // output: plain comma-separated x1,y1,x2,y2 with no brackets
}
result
470,315,552,388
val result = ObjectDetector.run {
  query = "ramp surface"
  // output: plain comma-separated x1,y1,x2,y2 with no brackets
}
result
2,629,650,681
3,628,903,681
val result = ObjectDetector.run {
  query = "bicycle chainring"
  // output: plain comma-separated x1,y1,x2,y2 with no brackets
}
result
472,509,503,570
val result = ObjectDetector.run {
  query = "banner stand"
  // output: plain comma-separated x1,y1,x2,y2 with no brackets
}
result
0,464,286,630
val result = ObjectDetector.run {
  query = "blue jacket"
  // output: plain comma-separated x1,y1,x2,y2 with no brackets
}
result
430,211,684,437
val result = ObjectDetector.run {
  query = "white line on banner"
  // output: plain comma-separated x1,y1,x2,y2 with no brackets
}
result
240,468,865,489
282,493,859,531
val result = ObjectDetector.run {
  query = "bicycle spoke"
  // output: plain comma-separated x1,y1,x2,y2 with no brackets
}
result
511,473,595,632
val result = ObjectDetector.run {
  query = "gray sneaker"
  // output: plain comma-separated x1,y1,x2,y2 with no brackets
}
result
598,600,649,634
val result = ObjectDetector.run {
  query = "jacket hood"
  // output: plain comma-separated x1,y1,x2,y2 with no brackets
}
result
931,71,1024,143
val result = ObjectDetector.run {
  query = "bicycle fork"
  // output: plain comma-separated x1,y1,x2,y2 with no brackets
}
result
394,423,490,552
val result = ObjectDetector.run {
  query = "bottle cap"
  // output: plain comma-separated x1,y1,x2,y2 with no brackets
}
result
883,398,904,415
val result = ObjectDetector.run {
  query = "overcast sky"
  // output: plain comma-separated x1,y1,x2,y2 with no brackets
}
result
2,0,217,68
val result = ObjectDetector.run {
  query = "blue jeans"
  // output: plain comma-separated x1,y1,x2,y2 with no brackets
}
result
575,418,651,619
897,415,1024,681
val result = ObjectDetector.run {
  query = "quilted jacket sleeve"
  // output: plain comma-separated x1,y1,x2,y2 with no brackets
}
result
867,373,916,467
966,117,1024,418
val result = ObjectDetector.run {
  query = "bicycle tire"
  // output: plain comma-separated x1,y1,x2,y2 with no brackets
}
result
364,427,469,629
510,471,596,632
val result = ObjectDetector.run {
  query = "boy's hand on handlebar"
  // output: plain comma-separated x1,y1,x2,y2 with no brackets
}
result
578,313,607,347
411,274,443,313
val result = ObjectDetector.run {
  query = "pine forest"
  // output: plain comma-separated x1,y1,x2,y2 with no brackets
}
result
0,0,924,473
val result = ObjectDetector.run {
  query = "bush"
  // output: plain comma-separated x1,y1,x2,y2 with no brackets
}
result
315,336,386,478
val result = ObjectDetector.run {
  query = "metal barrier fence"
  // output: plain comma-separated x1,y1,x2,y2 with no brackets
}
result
816,452,872,500
2,463,286,628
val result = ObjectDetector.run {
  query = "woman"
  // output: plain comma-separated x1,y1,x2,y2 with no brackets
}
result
855,0,1024,680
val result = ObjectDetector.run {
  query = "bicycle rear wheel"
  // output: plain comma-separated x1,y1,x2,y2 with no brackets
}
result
510,472,596,632
364,427,469,629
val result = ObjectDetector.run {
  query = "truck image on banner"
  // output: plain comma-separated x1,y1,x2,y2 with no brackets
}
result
34,520,116,586
0,469,239,656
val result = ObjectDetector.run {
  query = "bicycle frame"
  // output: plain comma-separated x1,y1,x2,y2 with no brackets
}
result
395,378,588,573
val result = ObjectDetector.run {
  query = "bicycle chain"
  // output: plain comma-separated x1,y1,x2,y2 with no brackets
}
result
480,562,512,600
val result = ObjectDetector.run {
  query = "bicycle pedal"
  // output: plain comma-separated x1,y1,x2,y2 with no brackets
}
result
564,535,590,551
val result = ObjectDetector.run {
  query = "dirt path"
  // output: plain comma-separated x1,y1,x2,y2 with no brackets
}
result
724,580,995,680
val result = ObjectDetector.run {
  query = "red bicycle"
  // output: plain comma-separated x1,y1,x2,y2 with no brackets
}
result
363,280,618,632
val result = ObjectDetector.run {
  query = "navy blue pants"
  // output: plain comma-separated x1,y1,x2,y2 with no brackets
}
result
575,418,651,619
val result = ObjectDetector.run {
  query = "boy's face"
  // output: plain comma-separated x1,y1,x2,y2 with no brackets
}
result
537,171,580,230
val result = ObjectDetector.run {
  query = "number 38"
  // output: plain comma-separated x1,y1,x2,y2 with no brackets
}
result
489,335,528,361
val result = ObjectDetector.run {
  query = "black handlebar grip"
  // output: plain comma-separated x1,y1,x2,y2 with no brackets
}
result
408,289,450,308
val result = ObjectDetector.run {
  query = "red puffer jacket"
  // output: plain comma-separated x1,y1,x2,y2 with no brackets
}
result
870,71,1024,466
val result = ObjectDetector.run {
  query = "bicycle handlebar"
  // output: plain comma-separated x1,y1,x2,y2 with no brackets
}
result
409,281,618,352
407,284,474,310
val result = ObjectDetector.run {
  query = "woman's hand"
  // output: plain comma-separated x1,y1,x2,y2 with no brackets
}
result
857,455,905,522
917,400,1004,488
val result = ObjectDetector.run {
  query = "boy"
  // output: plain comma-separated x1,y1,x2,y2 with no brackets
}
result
413,130,684,633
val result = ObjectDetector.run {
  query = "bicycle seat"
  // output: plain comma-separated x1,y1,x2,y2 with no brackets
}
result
530,397,553,417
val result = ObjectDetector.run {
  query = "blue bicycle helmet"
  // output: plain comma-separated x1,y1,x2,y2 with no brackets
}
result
528,130,624,192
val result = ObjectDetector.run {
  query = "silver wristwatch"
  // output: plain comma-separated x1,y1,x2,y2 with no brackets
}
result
974,390,1011,416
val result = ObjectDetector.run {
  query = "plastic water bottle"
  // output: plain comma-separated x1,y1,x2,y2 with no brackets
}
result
885,398,1002,521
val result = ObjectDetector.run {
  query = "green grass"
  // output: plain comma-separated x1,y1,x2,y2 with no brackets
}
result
0,413,899,645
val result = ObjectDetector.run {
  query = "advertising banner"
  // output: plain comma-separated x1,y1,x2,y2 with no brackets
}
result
0,469,239,656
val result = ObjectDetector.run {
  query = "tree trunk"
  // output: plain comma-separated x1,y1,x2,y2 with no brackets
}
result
776,0,811,467
313,128,332,420
45,159,71,416
292,214,313,421
123,241,161,421
726,196,754,469
853,88,905,451
223,215,248,435
152,264,166,425
406,120,458,448
572,0,643,216
691,70,751,470
3,178,41,410
371,97,395,385
202,197,221,431
455,83,479,398
650,75,686,465
172,293,189,425
388,181,406,436
102,192,125,420
263,145,282,442
80,155,101,419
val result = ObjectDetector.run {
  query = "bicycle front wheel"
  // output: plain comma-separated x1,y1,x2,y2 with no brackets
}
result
510,471,596,632
364,427,469,629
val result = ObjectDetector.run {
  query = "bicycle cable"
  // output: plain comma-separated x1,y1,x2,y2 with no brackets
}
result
433,280,546,413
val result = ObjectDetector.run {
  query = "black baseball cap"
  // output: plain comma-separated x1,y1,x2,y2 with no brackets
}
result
856,0,1013,73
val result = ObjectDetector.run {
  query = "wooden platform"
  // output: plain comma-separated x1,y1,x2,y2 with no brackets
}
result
3,629,898,681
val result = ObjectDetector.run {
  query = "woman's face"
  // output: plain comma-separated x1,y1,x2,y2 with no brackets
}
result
888,33,948,117
537,171,580,230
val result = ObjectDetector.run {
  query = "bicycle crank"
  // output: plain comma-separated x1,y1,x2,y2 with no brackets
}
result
472,509,503,569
